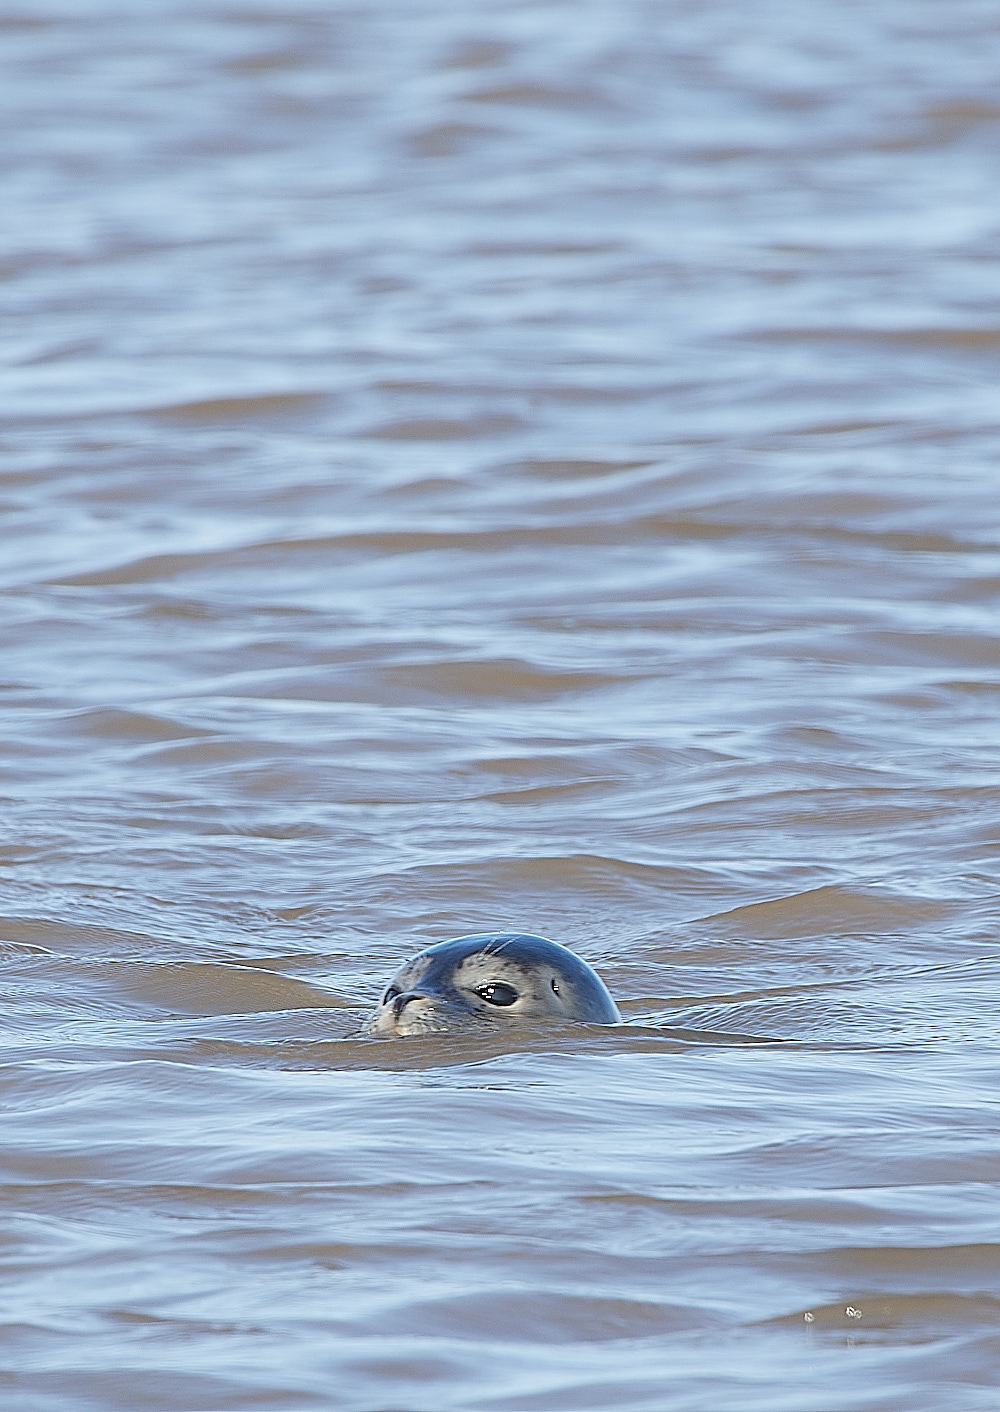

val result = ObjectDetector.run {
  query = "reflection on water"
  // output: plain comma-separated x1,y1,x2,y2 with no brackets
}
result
4,0,1000,1407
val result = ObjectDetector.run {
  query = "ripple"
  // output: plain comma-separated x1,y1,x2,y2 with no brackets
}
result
59,708,211,743
362,414,524,440
693,886,957,940
144,392,327,422
773,1293,1000,1335
375,1290,708,1341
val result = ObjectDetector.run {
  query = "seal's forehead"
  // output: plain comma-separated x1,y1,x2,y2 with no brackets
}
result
415,946,528,986
399,932,589,989
451,950,533,978
422,932,566,967
387,935,537,985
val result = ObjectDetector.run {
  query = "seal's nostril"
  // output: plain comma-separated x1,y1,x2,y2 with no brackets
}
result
392,991,427,1017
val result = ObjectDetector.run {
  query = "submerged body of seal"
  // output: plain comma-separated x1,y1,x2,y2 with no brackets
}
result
365,932,621,1037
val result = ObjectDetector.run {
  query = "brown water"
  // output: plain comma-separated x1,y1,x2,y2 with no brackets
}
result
4,1,1000,1407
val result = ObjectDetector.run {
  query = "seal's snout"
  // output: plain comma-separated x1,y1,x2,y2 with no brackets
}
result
365,985,466,1037
392,990,429,1017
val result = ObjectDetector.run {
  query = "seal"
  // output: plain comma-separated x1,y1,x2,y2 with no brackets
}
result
365,932,621,1037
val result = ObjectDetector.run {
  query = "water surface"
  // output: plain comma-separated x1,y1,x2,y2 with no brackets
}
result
4,1,1000,1408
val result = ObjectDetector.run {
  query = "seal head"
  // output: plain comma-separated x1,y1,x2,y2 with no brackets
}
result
365,932,621,1037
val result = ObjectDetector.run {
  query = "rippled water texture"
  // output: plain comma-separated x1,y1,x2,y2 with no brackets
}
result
5,1,1000,1407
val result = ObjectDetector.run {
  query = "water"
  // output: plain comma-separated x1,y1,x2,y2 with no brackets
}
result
4,1,1000,1407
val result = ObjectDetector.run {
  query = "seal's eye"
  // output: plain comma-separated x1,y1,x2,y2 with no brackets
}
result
475,982,518,1007
550,978,560,995
383,985,401,1004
